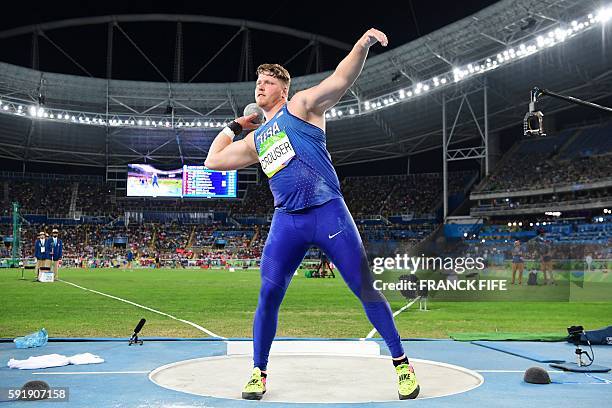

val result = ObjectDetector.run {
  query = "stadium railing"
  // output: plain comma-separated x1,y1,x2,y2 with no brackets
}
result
471,197,612,216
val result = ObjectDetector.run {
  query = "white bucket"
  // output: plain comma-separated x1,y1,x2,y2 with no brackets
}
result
39,272,54,282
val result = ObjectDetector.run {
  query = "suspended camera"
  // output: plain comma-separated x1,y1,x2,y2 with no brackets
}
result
524,86,612,137
524,87,545,136
523,110,545,137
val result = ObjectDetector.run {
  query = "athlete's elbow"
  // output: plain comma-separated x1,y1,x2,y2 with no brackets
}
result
204,157,220,170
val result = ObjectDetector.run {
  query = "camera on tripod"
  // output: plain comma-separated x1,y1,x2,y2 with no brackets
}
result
567,325,592,367
567,325,584,346
550,324,610,373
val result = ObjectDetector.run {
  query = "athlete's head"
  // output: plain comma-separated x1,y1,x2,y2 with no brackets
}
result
255,64,291,110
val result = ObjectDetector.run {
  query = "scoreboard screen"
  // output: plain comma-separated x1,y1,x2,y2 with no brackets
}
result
183,166,237,198
127,164,237,198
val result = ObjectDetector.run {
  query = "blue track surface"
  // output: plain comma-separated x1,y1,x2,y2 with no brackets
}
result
1,339,611,407
470,341,567,362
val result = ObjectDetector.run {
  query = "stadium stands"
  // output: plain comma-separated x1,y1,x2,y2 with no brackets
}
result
4,167,472,264
478,125,612,193
342,176,396,215
456,217,611,267
2,169,475,220
470,122,612,218
382,172,475,217
560,122,612,158
3,143,608,268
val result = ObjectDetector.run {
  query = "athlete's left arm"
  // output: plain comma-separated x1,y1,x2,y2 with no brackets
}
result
291,28,388,117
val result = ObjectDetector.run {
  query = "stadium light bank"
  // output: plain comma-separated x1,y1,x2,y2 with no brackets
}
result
0,5,610,130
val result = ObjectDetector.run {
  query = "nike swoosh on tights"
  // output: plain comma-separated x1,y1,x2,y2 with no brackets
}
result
328,231,343,239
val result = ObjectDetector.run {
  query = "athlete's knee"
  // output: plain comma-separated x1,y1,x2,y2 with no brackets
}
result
355,277,387,304
361,291,388,308
258,279,287,310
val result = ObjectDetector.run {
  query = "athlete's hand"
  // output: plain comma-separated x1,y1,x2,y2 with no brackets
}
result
235,113,261,131
358,28,388,49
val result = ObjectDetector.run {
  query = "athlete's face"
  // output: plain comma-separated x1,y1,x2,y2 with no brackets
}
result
255,73,288,109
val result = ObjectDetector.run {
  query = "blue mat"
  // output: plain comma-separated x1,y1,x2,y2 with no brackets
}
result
472,341,565,363
550,362,611,373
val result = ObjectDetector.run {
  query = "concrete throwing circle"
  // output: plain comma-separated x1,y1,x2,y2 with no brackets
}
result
150,355,483,403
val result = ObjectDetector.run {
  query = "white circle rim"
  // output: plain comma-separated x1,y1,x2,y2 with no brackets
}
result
149,354,485,403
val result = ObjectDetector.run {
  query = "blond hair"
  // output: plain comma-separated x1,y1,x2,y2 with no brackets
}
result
256,64,291,89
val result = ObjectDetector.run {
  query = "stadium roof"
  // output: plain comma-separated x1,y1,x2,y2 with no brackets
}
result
0,0,611,167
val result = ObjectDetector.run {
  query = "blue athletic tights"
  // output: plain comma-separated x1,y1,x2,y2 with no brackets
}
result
253,198,405,370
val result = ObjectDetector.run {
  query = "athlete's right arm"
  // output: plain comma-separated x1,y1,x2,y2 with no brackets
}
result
204,131,258,171
204,114,260,171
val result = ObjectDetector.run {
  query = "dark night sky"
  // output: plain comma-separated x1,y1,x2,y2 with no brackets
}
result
0,0,500,82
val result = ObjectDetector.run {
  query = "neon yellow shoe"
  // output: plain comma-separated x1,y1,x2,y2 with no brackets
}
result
241,367,266,400
396,363,420,400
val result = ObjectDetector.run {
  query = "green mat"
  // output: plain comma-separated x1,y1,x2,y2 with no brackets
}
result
449,332,567,342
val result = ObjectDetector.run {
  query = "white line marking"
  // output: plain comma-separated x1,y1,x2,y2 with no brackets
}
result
364,297,420,339
586,373,612,384
59,279,225,339
33,371,149,375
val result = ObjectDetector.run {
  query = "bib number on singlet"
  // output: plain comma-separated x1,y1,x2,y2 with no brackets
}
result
258,131,296,178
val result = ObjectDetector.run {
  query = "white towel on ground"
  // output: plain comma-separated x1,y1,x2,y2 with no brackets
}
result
68,353,104,365
7,353,104,370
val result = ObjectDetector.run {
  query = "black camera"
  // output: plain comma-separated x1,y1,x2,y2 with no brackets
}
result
567,325,584,346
